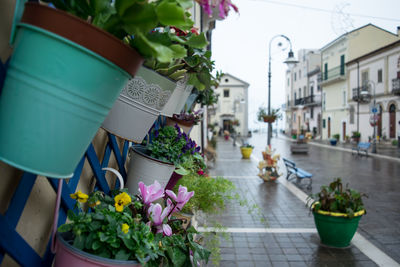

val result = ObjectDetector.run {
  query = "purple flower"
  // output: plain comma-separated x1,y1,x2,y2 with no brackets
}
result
174,123,181,133
195,146,201,152
148,203,172,236
154,130,159,138
165,185,194,213
138,181,164,205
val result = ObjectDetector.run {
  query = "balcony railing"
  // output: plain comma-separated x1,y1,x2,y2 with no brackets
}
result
392,78,400,95
352,85,371,103
294,98,304,106
321,65,345,83
303,95,321,105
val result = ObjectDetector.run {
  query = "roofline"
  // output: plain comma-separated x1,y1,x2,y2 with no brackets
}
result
321,23,398,51
221,73,250,87
346,39,400,65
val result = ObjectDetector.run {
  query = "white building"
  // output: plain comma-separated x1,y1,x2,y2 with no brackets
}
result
347,39,400,141
285,49,321,136
209,73,249,136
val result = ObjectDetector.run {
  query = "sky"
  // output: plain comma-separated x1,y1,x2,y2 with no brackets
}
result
211,0,400,130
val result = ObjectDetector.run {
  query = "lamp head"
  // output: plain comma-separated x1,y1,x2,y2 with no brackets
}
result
283,50,299,68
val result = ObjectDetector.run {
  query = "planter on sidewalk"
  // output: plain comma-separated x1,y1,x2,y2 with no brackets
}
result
240,147,253,159
0,3,143,178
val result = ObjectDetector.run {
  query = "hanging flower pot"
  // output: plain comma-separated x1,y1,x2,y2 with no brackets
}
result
160,76,192,117
102,66,179,143
0,3,143,178
126,145,176,195
263,115,276,123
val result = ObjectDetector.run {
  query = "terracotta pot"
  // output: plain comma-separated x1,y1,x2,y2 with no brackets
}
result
165,116,195,135
164,172,183,191
263,116,276,123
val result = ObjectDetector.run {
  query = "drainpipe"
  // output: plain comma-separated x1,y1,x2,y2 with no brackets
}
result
357,61,360,133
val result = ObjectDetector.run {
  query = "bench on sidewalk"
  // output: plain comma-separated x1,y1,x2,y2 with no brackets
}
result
352,142,370,156
282,158,312,189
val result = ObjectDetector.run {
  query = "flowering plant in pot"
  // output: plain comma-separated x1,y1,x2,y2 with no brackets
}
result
54,181,210,266
0,0,196,178
307,178,367,248
126,125,204,194
166,108,204,134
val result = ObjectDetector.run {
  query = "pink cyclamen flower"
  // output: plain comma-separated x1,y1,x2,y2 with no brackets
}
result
138,181,164,205
148,203,172,236
165,185,194,213
197,169,204,176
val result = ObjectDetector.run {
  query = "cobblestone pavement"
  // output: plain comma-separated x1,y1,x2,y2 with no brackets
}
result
201,133,400,267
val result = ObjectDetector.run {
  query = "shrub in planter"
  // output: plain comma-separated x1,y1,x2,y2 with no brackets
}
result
166,108,204,134
55,182,210,266
257,107,281,123
307,178,367,248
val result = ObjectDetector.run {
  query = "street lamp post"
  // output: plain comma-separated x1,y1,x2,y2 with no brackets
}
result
267,35,298,146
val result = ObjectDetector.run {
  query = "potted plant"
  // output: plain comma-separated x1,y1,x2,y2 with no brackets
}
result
0,0,195,178
257,107,281,123
352,131,361,143
240,143,254,159
126,125,203,194
54,182,210,266
166,108,204,134
307,178,367,248
223,130,230,140
258,146,281,181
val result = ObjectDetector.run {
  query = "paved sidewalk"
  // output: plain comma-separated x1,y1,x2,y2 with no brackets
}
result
199,136,400,267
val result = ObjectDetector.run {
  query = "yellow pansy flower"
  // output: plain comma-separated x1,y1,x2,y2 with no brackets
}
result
114,192,132,212
121,223,129,234
70,190,89,203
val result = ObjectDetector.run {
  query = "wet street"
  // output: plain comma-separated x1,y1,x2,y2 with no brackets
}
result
204,133,400,266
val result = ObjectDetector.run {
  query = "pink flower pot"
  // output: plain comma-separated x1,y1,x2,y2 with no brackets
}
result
54,232,143,267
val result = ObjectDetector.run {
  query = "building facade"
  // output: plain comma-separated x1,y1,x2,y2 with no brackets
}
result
209,73,249,136
320,24,399,141
285,49,321,136
347,40,400,142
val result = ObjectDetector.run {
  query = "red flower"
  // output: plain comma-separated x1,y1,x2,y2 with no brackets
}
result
190,28,199,35
197,169,204,176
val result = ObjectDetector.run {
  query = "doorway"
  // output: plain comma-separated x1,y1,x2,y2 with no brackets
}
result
378,105,383,138
389,104,396,138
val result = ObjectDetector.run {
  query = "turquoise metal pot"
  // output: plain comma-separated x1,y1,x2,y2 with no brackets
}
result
0,4,141,178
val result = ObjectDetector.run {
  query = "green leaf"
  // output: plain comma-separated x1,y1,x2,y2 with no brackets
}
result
156,0,191,28
90,0,110,14
115,249,131,261
169,45,187,59
74,235,86,250
57,223,72,233
184,56,200,68
92,240,102,250
99,232,109,242
166,247,186,266
133,33,175,63
169,69,187,80
186,33,208,49
176,0,193,9
115,0,136,16
122,3,158,34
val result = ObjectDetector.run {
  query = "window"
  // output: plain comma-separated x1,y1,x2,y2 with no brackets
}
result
223,89,229,97
340,55,345,75
294,92,297,100
322,92,326,110
377,69,382,83
293,114,296,122
299,70,301,79
304,86,307,97
317,85,321,92
342,90,346,106
303,112,306,122
324,63,328,80
311,107,314,119
323,119,326,128
310,86,314,96
361,71,369,86
287,78,290,86
294,73,297,81
299,88,301,98
349,106,354,124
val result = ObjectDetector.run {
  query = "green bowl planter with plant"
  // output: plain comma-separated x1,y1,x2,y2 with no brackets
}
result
0,2,143,178
308,178,367,248
329,139,337,146
166,109,203,135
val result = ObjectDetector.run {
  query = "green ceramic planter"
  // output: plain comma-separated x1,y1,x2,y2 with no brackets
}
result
0,3,142,178
313,210,364,248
